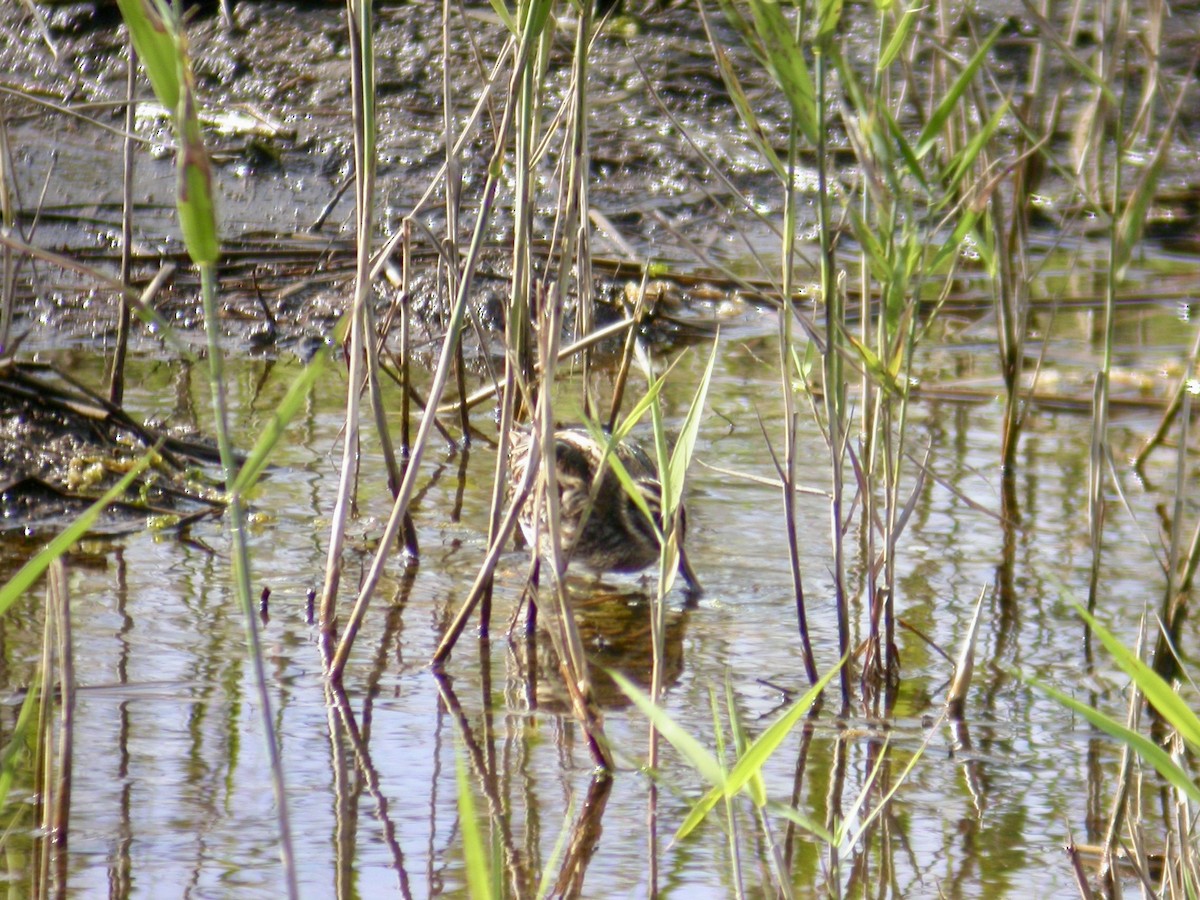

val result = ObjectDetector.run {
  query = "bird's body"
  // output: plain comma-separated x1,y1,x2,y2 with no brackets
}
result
508,427,699,590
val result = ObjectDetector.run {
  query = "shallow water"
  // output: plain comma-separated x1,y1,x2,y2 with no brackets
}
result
2,299,1191,897
4,1,1200,895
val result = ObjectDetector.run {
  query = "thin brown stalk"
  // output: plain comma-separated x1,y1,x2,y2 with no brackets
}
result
440,314,635,417
34,574,55,898
1152,352,1194,682
1099,623,1144,889
946,585,988,718
109,41,137,405
0,109,16,353
317,0,378,639
535,274,611,768
329,16,546,681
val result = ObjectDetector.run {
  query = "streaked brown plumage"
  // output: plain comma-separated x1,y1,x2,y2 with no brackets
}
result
509,427,700,590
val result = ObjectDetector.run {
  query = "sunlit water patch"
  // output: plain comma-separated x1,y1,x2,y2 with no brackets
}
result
0,326,1188,897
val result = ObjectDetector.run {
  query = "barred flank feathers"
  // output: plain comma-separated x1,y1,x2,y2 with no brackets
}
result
508,427,686,576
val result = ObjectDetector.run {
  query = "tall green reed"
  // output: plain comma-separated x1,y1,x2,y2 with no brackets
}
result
840,9,1002,697
0,663,38,878
712,0,1007,705
1035,601,1200,895
604,332,716,880
484,0,553,639
114,1,301,892
616,653,933,897
715,0,832,694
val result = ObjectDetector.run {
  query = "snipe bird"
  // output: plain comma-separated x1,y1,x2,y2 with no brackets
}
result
509,427,700,591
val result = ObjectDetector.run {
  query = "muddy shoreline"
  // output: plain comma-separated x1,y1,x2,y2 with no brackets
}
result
4,1,1199,346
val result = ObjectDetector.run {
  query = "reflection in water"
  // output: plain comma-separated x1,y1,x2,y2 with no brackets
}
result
512,582,692,712
326,677,413,900
0,327,1190,897
551,774,613,898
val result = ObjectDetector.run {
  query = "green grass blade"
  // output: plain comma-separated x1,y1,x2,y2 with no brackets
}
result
115,0,181,111
610,671,726,789
928,208,980,273
0,672,39,814
488,0,517,34
520,0,555,42
725,678,765,807
586,351,687,541
117,0,220,268
0,449,158,618
878,104,930,193
877,5,920,70
768,803,837,844
534,796,575,900
939,100,1009,203
177,104,220,266
647,399,681,592
232,351,332,494
842,728,935,851
708,37,786,181
1115,134,1171,280
744,0,818,143
846,205,891,283
666,336,718,515
915,24,1003,160
610,352,683,443
675,780,724,842
675,660,842,842
1032,675,1200,804
582,420,663,543
715,0,768,71
456,748,494,900
1074,602,1200,751
721,659,841,800
843,329,906,396
816,0,842,48
1019,3,1116,103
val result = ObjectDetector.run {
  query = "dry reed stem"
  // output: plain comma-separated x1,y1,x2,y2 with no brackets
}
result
109,39,137,406
325,5,545,681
